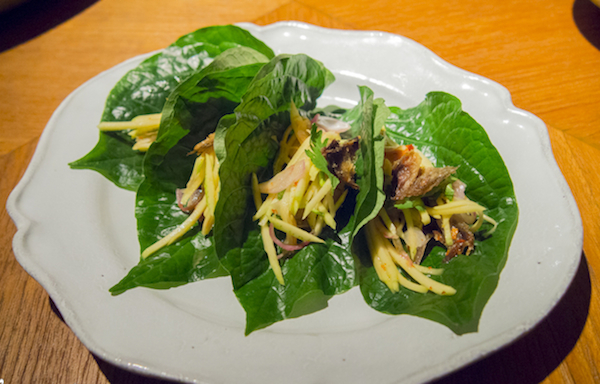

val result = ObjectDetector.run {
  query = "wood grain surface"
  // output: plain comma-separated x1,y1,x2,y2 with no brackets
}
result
1,0,599,383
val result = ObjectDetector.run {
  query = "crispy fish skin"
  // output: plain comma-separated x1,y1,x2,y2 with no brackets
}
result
444,221,475,262
321,137,360,189
390,150,457,201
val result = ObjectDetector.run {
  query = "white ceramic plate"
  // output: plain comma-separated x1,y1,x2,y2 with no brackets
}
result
7,21,582,383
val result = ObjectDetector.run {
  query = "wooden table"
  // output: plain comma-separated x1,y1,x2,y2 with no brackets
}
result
1,0,599,382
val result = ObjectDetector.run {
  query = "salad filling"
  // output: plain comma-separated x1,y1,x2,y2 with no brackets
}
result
251,104,355,284
365,135,498,294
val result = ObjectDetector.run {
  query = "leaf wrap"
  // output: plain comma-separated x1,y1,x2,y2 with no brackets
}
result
71,25,275,191
110,47,270,294
357,91,518,334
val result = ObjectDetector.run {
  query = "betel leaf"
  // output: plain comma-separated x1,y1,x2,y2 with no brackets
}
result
69,131,146,189
103,26,274,123
357,91,518,334
69,130,145,191
213,53,335,260
109,234,224,295
109,47,270,294
229,229,356,335
70,25,275,191
342,86,390,241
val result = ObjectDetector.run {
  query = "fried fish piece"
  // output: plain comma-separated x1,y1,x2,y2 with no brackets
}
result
390,149,457,201
321,137,360,189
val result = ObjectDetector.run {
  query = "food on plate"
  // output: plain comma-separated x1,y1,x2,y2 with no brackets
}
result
70,25,518,335
142,132,220,258
365,137,498,295
69,25,275,191
250,103,356,284
95,113,162,152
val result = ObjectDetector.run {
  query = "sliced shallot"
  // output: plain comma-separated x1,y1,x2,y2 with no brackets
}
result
315,116,351,133
176,188,204,213
269,222,310,251
452,179,467,200
259,159,306,194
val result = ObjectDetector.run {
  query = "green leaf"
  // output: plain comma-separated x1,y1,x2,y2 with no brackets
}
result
305,124,340,190
357,91,519,334
104,26,274,123
225,229,356,335
343,86,390,241
70,25,274,191
110,47,270,294
213,53,335,260
109,234,227,295
221,228,270,290
69,130,144,191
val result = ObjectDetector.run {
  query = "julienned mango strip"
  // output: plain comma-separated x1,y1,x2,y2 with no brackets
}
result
251,173,262,211
402,208,418,259
97,113,162,132
287,133,312,166
426,199,486,217
268,216,325,244
334,189,348,211
482,214,498,236
202,151,219,236
386,246,456,296
142,196,207,259
302,178,332,220
261,223,284,285
414,264,444,276
291,170,311,215
131,137,154,152
378,209,397,237
289,101,310,143
366,222,399,292
181,155,206,206
367,220,451,294
254,194,275,221
273,124,295,173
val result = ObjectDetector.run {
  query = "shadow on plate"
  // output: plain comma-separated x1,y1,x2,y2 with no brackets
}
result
432,252,590,384
0,0,99,53
49,253,590,383
573,0,600,50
